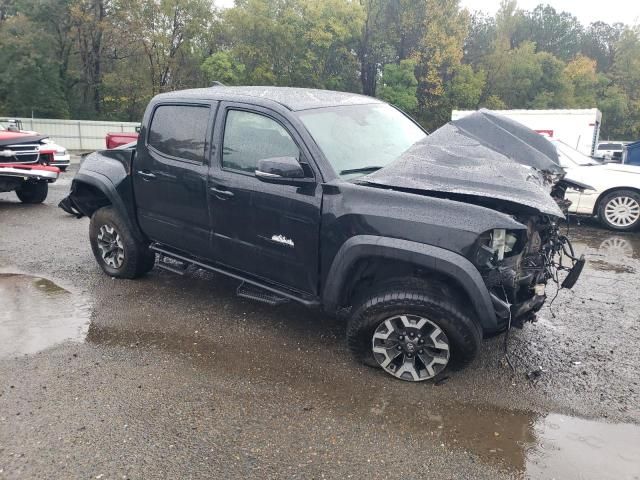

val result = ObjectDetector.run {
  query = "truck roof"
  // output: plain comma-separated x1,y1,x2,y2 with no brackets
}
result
154,86,382,111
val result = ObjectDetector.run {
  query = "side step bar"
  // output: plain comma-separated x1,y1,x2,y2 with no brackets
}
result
156,255,190,275
237,282,289,306
149,244,319,308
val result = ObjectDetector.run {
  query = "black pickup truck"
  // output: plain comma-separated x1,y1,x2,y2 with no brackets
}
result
60,86,583,382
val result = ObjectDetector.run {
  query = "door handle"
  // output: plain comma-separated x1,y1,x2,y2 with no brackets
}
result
137,170,157,180
209,186,234,199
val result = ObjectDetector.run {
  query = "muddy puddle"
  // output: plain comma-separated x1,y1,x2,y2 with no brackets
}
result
0,272,90,357
87,324,640,479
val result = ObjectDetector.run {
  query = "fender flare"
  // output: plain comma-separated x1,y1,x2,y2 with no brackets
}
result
71,170,146,242
322,235,498,331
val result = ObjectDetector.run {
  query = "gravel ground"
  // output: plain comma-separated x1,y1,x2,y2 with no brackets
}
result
1,163,639,479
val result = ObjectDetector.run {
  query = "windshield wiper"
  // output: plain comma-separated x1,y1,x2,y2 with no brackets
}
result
340,166,383,175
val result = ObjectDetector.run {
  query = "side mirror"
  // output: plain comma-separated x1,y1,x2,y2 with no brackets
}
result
255,156,314,185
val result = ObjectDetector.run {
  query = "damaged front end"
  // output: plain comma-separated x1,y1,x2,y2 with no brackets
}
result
364,109,588,331
474,213,584,332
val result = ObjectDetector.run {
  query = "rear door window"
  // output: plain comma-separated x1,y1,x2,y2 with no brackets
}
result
148,104,210,162
221,110,299,173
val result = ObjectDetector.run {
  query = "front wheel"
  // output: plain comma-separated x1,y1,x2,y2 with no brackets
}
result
89,206,155,279
346,281,482,382
598,190,640,231
16,181,48,204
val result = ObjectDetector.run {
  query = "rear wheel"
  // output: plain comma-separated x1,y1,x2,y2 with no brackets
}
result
598,190,640,231
346,279,482,382
89,206,155,278
16,181,48,204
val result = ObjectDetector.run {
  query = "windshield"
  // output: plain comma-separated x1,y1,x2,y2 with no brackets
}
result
551,139,598,167
297,104,426,178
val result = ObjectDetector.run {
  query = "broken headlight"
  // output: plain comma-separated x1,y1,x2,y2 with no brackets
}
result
474,229,521,266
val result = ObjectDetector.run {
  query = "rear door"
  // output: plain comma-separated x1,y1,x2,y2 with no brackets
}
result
133,102,216,259
208,103,322,295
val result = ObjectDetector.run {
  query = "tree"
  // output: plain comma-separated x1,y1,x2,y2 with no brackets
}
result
493,0,523,51
224,0,363,90
201,51,245,85
0,14,70,117
464,12,496,67
581,21,624,73
565,55,598,107
357,0,427,95
514,4,583,61
415,0,468,129
377,58,418,112
114,0,212,95
609,27,640,137
69,0,109,115
446,64,485,109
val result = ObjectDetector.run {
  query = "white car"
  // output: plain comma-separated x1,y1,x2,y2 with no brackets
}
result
594,141,626,161
553,139,640,231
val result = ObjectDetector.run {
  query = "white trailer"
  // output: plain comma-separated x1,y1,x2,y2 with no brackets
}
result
452,108,602,157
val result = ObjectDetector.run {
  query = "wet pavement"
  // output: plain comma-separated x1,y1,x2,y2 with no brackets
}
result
1,165,639,479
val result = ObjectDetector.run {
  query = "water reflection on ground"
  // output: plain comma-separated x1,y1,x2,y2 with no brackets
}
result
0,272,90,358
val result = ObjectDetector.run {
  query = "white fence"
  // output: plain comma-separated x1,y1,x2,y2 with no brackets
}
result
10,117,140,151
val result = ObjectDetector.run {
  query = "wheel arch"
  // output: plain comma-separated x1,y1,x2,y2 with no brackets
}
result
70,171,146,242
593,186,640,216
322,235,498,331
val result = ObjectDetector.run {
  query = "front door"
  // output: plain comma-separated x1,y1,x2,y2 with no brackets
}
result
208,104,322,295
133,102,215,259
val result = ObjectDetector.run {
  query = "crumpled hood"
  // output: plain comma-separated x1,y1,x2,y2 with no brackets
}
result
365,117,565,217
451,109,563,173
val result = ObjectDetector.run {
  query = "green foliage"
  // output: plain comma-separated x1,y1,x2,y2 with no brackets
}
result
223,0,363,90
513,4,583,61
565,55,599,107
447,64,485,109
0,0,639,139
378,59,418,112
201,52,246,86
415,0,469,129
0,13,69,117
481,95,507,110
581,21,624,72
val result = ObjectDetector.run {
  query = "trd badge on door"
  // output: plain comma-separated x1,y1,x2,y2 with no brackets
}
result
271,234,295,247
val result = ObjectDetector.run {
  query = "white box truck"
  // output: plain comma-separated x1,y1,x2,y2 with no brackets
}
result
451,108,602,157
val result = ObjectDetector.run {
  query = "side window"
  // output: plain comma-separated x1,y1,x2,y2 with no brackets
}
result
222,110,299,173
148,105,209,162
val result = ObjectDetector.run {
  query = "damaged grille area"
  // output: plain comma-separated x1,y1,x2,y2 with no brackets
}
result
478,216,583,330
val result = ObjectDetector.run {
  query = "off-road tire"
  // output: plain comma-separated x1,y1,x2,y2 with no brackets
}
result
15,181,48,204
89,206,155,279
346,278,482,378
597,189,640,231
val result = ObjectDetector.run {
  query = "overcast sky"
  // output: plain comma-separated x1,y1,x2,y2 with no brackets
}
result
460,0,639,26
215,1,640,26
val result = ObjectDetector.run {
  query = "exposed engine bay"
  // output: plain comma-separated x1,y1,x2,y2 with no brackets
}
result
475,212,584,331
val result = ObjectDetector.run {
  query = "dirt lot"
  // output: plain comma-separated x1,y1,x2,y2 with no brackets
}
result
1,164,639,479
